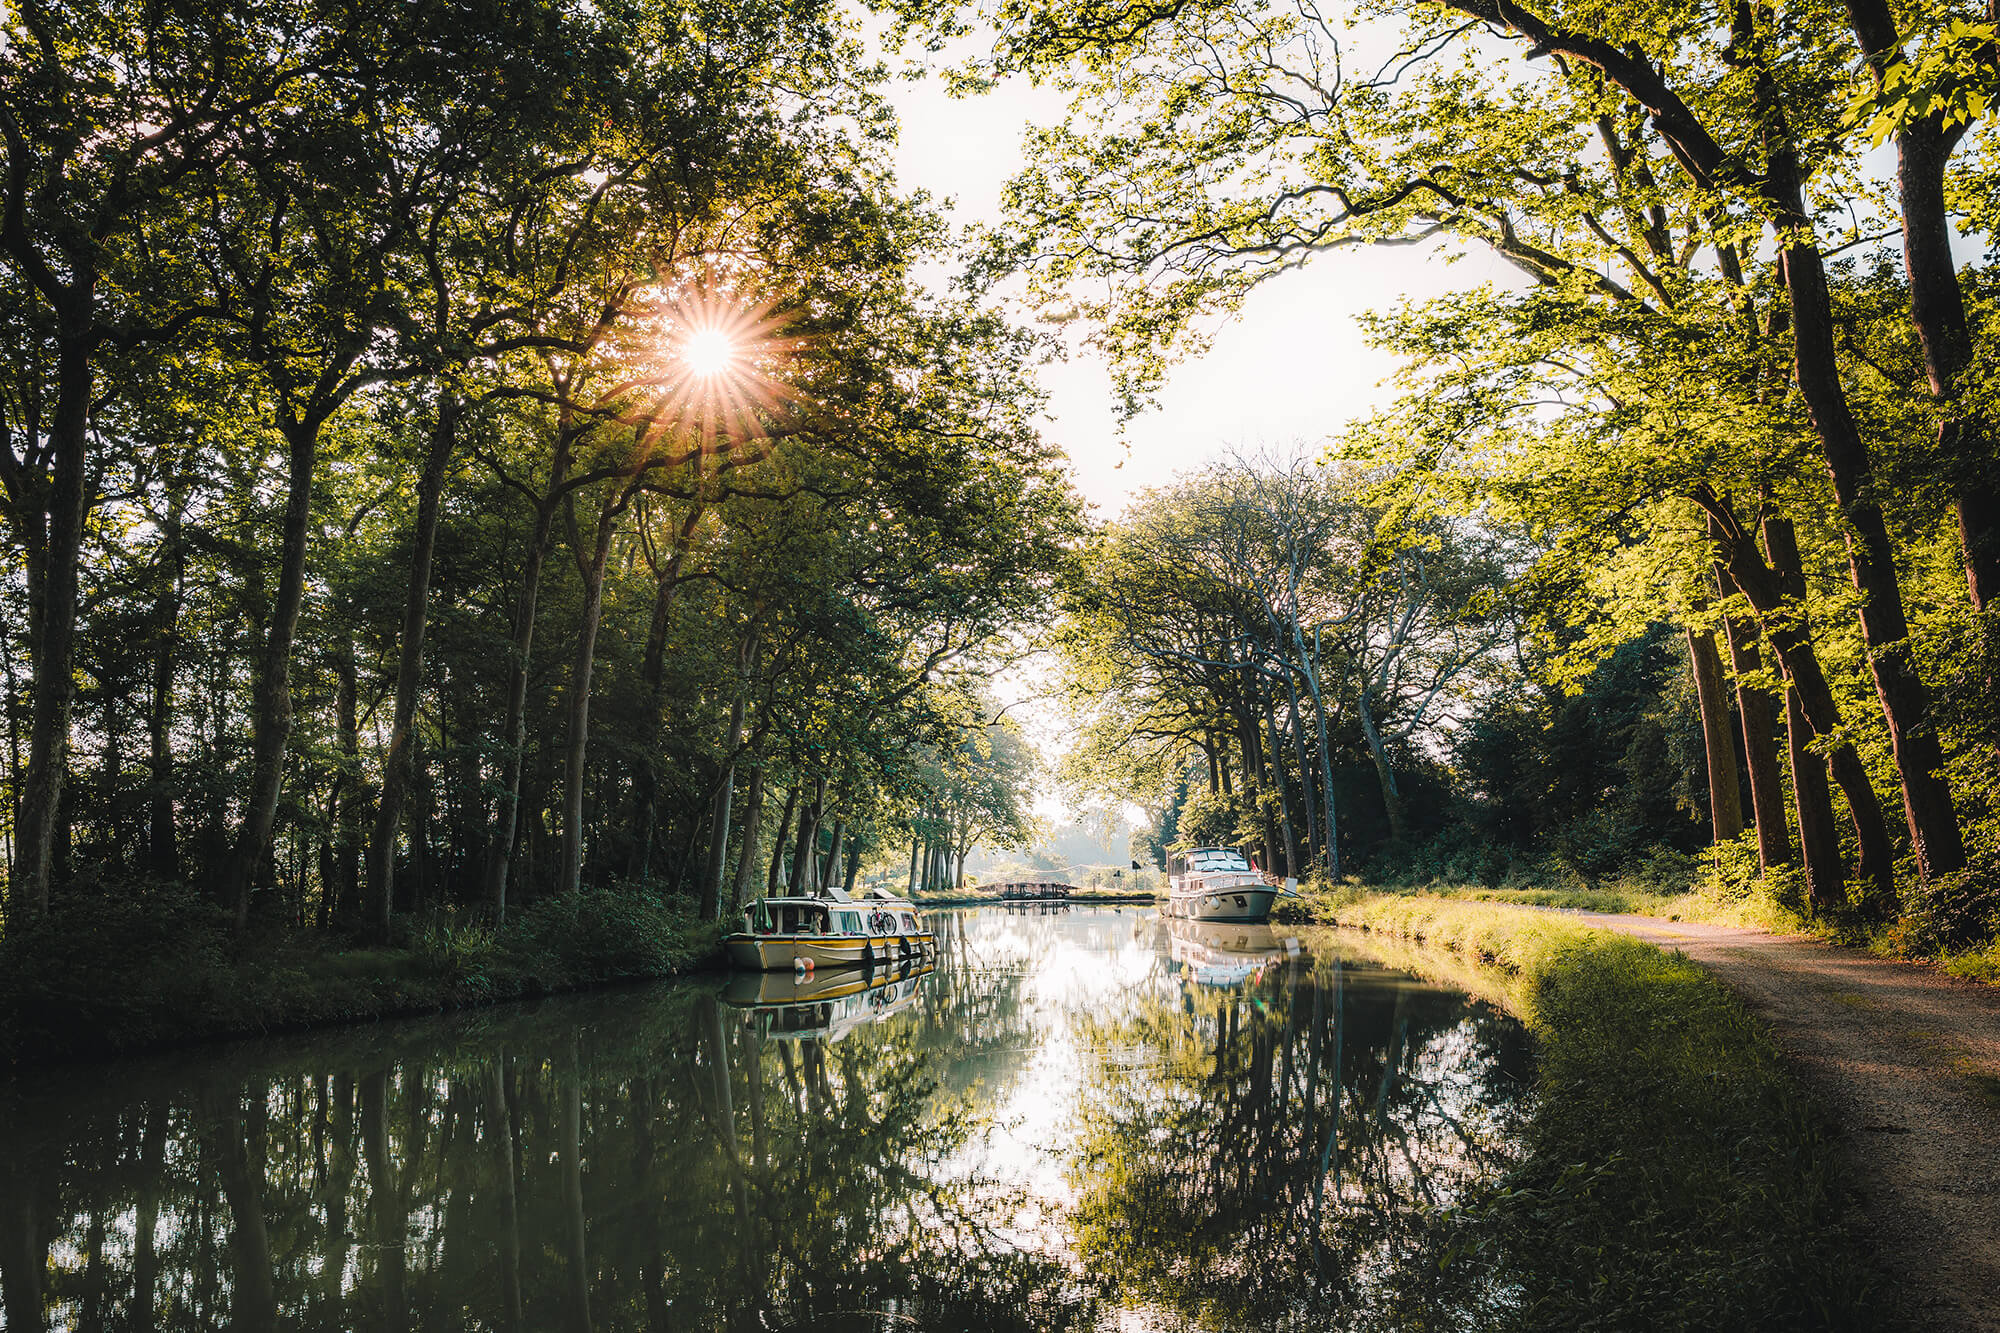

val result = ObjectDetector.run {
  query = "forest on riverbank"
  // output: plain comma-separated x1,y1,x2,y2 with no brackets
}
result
1011,0,2000,965
0,0,1070,1056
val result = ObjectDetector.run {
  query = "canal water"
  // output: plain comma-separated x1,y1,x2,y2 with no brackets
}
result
0,906,1532,1331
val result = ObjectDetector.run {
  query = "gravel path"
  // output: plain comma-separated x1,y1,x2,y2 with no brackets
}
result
1568,913,2000,1330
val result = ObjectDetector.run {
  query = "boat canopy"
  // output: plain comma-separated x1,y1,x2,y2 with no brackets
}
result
1182,847,1253,873
740,895,925,936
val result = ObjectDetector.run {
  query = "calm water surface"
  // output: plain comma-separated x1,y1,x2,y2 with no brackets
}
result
0,906,1531,1331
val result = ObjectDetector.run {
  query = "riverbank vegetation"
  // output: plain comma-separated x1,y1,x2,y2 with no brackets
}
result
1335,898,1884,1328
980,0,2000,969
0,0,1074,1059
0,887,717,1066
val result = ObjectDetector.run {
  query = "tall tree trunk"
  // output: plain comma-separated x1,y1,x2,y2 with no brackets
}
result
226,422,320,930
767,787,798,894
2,621,24,892
1762,104,1964,881
1844,0,2000,609
12,328,94,917
906,833,921,897
409,736,432,916
1295,629,1341,879
1263,690,1299,877
1686,626,1746,845
729,766,766,914
146,493,184,883
789,778,824,894
367,400,459,940
1719,603,1792,870
486,429,577,922
700,691,746,921
1353,687,1406,845
823,819,846,896
558,485,627,897
329,638,361,929
627,502,705,878
1784,685,1846,913
1701,498,1899,901
1277,654,1320,863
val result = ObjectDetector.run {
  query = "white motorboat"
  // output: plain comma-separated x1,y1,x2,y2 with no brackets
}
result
1163,846,1279,922
725,886,936,971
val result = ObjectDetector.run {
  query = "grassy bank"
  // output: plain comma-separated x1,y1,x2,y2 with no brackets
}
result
1322,835,2000,984
0,885,721,1068
1332,896,1885,1330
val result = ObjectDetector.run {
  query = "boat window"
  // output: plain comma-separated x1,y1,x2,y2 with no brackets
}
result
1189,849,1252,872
900,914,917,931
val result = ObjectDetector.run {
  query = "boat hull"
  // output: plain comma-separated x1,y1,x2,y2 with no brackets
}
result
1163,884,1278,922
723,930,937,972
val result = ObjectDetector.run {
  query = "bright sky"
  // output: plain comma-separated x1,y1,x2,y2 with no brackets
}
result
875,44,1537,843
882,58,1525,519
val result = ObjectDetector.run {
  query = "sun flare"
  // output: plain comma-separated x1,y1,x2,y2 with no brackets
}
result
683,327,736,376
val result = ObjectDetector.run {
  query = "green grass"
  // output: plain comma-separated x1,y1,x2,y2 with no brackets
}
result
1333,896,1887,1331
0,885,722,1067
1343,868,1836,932
1937,938,2000,983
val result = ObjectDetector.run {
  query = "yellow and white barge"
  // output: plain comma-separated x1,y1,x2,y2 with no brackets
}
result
725,890,936,971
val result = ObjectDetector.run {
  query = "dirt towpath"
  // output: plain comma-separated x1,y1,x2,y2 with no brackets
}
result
1567,913,2000,1330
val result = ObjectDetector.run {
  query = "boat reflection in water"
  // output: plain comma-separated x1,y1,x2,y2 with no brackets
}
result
725,957,934,1041
1164,916,1306,986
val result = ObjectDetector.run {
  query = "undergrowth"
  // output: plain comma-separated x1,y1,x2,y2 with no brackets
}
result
0,882,720,1067
1336,897,1887,1331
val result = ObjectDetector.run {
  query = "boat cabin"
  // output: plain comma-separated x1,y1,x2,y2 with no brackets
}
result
1170,847,1254,878
742,896,924,938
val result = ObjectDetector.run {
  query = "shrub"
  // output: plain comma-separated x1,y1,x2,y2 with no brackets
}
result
1897,842,2000,953
0,882,238,1056
0,882,721,1066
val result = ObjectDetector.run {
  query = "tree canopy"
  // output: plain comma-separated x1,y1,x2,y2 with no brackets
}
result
0,0,1083,949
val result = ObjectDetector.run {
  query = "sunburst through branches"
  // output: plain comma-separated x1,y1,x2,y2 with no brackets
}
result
618,284,809,466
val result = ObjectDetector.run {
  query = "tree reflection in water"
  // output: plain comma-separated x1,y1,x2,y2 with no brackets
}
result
0,907,1529,1331
1069,923,1534,1328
